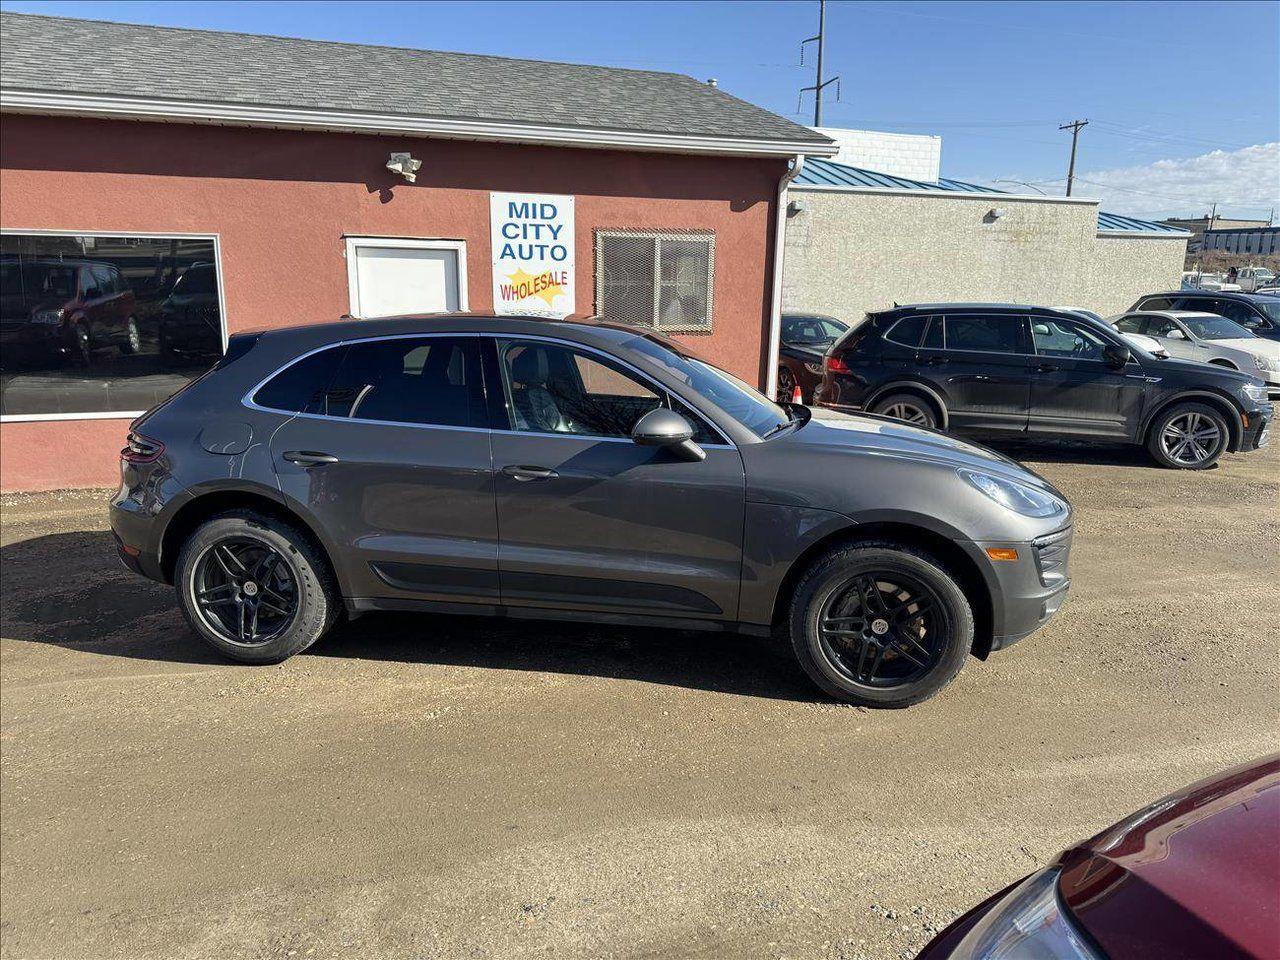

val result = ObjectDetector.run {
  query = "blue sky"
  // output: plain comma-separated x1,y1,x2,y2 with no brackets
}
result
4,0,1277,219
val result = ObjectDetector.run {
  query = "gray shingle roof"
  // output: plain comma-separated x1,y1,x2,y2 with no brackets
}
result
0,12,832,151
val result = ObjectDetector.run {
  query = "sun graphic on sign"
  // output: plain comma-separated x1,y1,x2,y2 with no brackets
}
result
505,268,564,307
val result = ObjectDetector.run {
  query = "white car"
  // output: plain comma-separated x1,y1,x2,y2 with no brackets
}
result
1118,331,1170,358
1111,310,1280,399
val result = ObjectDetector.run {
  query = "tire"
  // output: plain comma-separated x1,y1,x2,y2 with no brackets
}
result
871,392,939,429
1146,401,1229,470
175,509,338,664
73,322,93,367
119,317,141,356
777,365,798,403
787,542,973,708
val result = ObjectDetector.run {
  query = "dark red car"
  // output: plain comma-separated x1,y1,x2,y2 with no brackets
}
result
919,754,1279,959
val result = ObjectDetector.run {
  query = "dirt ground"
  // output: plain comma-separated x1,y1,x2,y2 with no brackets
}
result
2,440,1277,960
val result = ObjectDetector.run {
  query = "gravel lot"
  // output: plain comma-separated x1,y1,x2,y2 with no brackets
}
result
2,440,1277,960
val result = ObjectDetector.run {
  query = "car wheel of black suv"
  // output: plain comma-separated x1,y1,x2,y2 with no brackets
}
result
871,393,938,429
776,365,798,403
175,510,338,663
788,542,973,707
1146,402,1230,470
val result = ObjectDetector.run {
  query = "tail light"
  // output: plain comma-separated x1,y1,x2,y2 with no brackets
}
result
121,431,164,463
825,354,851,374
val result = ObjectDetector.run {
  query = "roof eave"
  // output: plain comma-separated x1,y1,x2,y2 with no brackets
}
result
0,88,839,158
790,181,1099,204
1097,229,1192,238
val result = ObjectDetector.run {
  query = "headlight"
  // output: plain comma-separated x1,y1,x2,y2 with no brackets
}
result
31,308,63,325
961,469,1068,519
947,869,1101,959
803,361,824,375
1243,382,1269,403
1252,353,1277,372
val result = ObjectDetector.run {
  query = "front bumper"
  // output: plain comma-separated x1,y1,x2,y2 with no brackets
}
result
965,525,1073,653
1244,401,1272,450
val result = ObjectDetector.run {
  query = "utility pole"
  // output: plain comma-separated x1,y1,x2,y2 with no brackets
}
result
1208,201,1217,231
799,0,840,126
1059,119,1088,196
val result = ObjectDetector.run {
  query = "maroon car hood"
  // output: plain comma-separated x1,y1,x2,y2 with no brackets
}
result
1058,755,1280,960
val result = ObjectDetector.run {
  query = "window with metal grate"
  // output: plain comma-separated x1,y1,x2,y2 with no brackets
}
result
594,229,715,333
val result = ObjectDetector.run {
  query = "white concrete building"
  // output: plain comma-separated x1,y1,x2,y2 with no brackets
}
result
810,127,942,182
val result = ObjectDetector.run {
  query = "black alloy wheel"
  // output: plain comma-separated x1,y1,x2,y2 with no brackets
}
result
816,571,943,688
176,510,338,663
191,536,298,646
788,543,973,707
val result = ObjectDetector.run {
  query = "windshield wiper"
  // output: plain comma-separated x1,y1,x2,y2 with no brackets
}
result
761,407,796,438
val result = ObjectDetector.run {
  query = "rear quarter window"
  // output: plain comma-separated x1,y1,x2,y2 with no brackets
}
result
253,345,347,414
883,315,927,348
1139,297,1175,311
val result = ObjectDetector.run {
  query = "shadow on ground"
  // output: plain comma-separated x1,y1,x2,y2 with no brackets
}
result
0,531,818,702
982,438,1166,468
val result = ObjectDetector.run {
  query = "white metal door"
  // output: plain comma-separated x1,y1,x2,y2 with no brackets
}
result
346,238,467,318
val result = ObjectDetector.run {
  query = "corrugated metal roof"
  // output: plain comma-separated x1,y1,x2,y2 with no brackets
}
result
793,158,1189,236
1096,211,1188,235
794,157,1001,194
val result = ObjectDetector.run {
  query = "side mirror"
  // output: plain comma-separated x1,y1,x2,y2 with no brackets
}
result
631,408,705,462
1165,328,1187,340
1103,343,1131,368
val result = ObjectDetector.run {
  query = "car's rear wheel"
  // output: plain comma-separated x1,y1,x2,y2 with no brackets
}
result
1146,402,1229,470
777,365,798,403
871,393,938,428
175,510,337,663
788,542,973,707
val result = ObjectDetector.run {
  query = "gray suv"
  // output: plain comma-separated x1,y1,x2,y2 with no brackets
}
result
110,315,1073,708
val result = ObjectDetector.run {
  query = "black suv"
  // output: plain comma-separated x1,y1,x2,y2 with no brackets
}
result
814,303,1273,469
1129,290,1280,341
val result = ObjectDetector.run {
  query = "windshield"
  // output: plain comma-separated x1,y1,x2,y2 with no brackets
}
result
627,335,790,439
782,315,848,347
1182,315,1255,340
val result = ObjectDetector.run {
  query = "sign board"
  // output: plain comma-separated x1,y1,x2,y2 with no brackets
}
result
490,192,575,317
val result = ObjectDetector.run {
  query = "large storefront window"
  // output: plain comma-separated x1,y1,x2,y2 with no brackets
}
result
0,233,224,418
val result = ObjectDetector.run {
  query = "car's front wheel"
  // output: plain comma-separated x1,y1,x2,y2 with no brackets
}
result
788,542,973,707
1146,402,1229,470
175,510,338,663
777,365,798,403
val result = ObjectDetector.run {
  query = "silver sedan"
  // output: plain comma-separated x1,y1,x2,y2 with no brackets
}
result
1110,309,1280,398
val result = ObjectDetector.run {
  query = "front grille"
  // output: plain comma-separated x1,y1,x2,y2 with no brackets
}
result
1032,526,1072,588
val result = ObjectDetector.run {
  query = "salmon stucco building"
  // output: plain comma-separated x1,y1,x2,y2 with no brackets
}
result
0,12,835,491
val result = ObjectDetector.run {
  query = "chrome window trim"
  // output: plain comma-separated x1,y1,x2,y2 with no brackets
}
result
241,329,736,447
241,331,487,429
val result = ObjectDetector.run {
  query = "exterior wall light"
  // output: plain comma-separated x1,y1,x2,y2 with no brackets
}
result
386,152,422,183
788,198,808,217
989,207,1006,220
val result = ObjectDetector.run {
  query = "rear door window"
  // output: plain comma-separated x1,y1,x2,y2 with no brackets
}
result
943,315,1026,354
1139,297,1175,311
920,316,944,349
323,337,485,426
1114,314,1148,334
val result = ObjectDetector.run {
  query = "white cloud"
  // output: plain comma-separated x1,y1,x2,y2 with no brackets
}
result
1070,143,1280,221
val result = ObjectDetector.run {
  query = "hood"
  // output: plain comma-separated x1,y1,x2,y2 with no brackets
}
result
1140,353,1260,385
1212,337,1280,359
795,408,1054,487
1058,755,1280,960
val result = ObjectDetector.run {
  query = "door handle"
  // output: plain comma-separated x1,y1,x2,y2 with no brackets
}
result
921,356,949,366
1035,363,1059,373
283,450,340,465
502,464,558,482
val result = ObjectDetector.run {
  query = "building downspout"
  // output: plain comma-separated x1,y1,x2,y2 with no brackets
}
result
765,154,804,399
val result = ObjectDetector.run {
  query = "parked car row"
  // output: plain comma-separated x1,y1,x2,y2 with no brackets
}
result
779,292,1276,470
